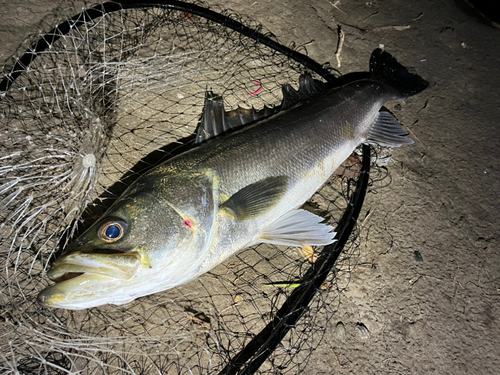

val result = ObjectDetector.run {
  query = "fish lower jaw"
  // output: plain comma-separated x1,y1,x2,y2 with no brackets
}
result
37,267,190,309
38,273,134,309
38,254,209,309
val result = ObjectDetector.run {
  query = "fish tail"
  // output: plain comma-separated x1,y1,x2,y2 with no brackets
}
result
369,48,429,99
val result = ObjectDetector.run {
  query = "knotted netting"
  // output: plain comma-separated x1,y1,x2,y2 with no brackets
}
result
0,1,370,373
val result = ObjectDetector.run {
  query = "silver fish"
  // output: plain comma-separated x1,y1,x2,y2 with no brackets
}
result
38,49,427,309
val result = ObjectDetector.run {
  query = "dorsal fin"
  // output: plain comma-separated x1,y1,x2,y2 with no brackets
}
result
195,90,228,144
224,105,278,128
195,90,279,144
281,72,326,110
195,73,327,144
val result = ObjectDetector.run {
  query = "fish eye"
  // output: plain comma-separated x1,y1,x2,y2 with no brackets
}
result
98,221,127,243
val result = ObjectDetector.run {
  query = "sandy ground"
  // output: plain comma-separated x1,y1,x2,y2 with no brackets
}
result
1,0,499,374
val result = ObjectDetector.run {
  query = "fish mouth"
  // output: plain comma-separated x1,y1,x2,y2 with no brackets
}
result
49,272,86,283
47,251,142,282
38,251,143,309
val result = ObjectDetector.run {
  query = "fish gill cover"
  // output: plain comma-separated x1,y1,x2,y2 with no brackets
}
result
0,1,382,374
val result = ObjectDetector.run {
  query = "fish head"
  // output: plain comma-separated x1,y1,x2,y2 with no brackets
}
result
38,171,217,309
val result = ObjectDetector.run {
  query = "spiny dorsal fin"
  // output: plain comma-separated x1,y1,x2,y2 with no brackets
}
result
258,209,336,247
221,176,289,221
195,91,278,144
366,111,414,147
281,72,326,110
195,90,228,144
195,73,326,144
225,105,278,128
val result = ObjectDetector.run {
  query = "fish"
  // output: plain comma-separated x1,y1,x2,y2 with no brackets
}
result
37,49,428,309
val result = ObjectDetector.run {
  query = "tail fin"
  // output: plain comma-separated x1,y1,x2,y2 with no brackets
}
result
370,48,428,99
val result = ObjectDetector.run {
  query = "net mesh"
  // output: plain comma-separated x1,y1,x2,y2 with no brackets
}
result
0,2,366,374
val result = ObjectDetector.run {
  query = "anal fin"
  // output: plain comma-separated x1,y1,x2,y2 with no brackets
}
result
258,209,336,247
366,111,414,147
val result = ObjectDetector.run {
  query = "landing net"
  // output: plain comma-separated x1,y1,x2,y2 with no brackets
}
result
0,2,368,373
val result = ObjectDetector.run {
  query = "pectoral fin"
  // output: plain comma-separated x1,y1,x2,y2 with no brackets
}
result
258,209,336,247
221,176,289,221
